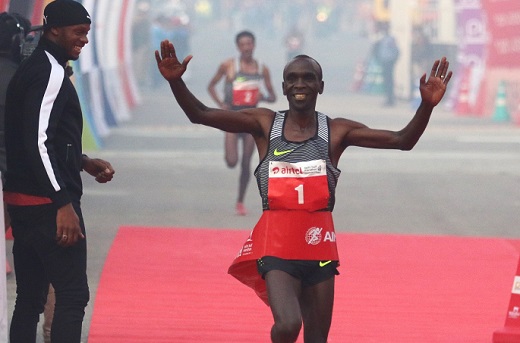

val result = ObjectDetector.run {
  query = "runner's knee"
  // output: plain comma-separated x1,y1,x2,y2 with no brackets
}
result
272,318,301,343
225,154,238,167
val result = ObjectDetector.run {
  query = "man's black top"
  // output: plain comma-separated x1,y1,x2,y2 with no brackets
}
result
4,37,84,207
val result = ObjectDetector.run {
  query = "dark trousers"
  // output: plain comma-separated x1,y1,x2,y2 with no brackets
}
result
8,201,89,343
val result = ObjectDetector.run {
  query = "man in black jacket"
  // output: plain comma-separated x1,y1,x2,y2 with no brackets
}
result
3,1,115,342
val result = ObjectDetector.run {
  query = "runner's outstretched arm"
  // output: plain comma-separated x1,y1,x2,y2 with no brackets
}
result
337,57,452,151
155,40,265,134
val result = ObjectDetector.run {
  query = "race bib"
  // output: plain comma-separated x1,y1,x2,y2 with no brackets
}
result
232,79,260,106
267,160,329,211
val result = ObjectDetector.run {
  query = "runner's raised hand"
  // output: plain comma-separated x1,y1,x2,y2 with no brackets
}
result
155,39,192,82
419,57,452,107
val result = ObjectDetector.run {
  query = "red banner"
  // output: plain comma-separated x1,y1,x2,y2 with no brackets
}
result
482,0,520,67
31,0,47,25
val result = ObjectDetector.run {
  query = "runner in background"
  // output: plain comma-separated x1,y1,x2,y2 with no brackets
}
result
207,30,276,216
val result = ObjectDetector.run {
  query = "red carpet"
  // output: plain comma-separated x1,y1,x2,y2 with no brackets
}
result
89,227,520,342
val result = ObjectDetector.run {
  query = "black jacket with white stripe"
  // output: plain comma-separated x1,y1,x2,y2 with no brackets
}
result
4,37,83,208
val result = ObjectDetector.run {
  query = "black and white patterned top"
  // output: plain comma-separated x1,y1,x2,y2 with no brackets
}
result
254,111,341,211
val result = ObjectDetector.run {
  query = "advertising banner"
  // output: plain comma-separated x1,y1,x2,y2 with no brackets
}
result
482,0,520,68
452,0,487,114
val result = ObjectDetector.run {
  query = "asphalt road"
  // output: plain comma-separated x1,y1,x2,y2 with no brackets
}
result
5,25,520,342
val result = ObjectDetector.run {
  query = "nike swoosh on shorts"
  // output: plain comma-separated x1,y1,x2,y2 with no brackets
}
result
319,260,332,267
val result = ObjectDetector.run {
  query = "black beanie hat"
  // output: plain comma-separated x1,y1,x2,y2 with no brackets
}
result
43,0,91,28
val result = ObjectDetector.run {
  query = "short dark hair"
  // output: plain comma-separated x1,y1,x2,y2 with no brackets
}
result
284,54,323,81
235,30,255,45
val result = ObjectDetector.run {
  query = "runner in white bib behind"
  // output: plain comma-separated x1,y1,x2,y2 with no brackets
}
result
207,30,276,216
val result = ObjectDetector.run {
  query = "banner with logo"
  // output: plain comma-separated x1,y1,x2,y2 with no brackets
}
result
482,0,520,68
451,0,487,114
480,0,520,117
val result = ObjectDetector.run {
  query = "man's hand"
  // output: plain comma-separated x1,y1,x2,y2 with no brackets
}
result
56,203,83,247
419,57,453,107
155,39,192,82
82,156,115,183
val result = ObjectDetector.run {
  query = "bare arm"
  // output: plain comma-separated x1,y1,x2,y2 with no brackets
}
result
330,57,452,162
155,40,271,136
207,61,229,109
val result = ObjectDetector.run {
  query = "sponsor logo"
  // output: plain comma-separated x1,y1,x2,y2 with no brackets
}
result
305,227,322,245
324,231,336,242
305,227,336,246
509,306,520,319
269,160,326,178
271,165,302,175
319,260,332,267
273,148,294,156
237,242,253,257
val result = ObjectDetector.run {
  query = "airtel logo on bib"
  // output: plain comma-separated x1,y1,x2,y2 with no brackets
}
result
272,166,303,175
305,227,336,245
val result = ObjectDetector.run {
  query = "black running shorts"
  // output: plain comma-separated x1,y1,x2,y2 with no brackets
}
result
256,256,339,288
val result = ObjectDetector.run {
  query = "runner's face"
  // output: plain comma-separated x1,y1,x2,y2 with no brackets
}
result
54,24,90,60
282,58,323,111
236,36,254,59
